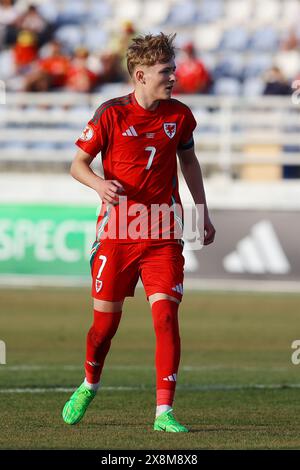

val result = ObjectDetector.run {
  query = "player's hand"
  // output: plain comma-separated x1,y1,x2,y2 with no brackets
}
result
97,180,125,205
203,216,216,245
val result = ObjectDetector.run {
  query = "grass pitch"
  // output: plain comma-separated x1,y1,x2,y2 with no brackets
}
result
0,287,300,449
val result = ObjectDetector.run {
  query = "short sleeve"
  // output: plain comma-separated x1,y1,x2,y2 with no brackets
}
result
178,107,197,151
75,105,109,157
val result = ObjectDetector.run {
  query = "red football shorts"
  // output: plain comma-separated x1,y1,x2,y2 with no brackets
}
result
90,240,185,302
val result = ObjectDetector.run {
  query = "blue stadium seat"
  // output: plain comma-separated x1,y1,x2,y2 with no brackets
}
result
38,3,59,23
213,77,241,95
165,0,198,26
87,0,112,23
242,77,265,96
56,0,90,26
249,26,279,52
220,26,249,52
55,26,83,50
81,28,108,51
282,145,300,179
197,0,224,23
29,142,58,150
213,54,244,80
243,54,273,79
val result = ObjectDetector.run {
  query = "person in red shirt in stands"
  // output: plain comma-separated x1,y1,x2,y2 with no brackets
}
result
174,42,211,94
66,46,97,93
13,30,38,72
24,40,70,91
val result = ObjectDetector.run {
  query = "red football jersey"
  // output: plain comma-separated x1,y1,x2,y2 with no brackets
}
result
75,92,196,242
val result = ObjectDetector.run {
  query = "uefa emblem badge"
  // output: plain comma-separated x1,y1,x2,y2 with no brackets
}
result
79,125,94,142
163,123,176,139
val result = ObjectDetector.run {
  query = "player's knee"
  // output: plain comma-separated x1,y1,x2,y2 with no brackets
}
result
88,309,122,345
152,300,179,336
87,325,114,347
153,313,174,335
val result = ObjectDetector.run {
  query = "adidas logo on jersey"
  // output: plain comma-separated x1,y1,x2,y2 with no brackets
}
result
172,283,183,294
122,126,138,136
163,373,177,382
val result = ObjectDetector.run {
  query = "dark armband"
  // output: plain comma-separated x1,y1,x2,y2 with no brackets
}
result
178,136,194,151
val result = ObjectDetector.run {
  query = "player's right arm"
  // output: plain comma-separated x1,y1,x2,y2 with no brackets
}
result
70,148,124,205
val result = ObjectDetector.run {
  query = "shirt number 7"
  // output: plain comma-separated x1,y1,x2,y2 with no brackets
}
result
145,146,156,170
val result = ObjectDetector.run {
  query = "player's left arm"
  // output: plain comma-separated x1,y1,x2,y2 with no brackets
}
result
177,146,216,245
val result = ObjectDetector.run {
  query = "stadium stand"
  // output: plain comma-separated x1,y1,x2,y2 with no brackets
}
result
0,0,300,179
1,0,300,93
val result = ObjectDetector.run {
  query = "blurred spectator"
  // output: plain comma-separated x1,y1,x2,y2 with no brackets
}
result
263,66,292,95
98,51,124,84
0,0,19,46
24,40,70,91
109,20,137,79
112,20,136,56
13,29,38,71
280,27,299,51
174,42,212,94
66,46,97,92
15,4,51,46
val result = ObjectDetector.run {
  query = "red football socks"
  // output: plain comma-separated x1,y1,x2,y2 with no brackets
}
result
151,299,181,407
85,309,122,384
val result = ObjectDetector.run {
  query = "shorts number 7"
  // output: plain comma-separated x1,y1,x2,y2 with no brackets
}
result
145,146,156,170
96,255,107,279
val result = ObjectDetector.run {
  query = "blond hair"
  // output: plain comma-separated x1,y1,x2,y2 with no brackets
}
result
126,32,176,77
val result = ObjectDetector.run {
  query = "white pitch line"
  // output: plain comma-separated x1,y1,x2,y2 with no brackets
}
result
1,276,300,293
0,364,295,372
0,384,300,394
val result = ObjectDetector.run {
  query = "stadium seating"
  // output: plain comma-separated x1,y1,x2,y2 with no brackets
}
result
165,1,199,26
219,26,250,52
213,77,241,95
1,0,300,93
1,0,300,180
249,26,279,52
197,0,224,23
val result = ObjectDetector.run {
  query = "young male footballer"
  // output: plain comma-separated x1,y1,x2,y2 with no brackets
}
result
62,33,215,432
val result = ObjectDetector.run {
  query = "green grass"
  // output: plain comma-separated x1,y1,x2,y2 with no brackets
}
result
0,287,300,449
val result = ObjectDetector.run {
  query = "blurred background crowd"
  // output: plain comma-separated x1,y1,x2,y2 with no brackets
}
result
0,0,299,96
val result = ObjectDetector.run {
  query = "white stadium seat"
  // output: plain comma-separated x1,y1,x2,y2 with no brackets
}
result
112,0,142,22
281,0,300,26
194,24,223,52
225,0,253,24
253,0,282,25
142,0,171,26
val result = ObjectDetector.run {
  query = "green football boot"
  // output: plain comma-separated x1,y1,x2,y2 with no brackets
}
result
62,383,96,425
154,409,189,433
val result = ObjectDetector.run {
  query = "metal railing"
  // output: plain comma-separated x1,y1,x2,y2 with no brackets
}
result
1,92,300,176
